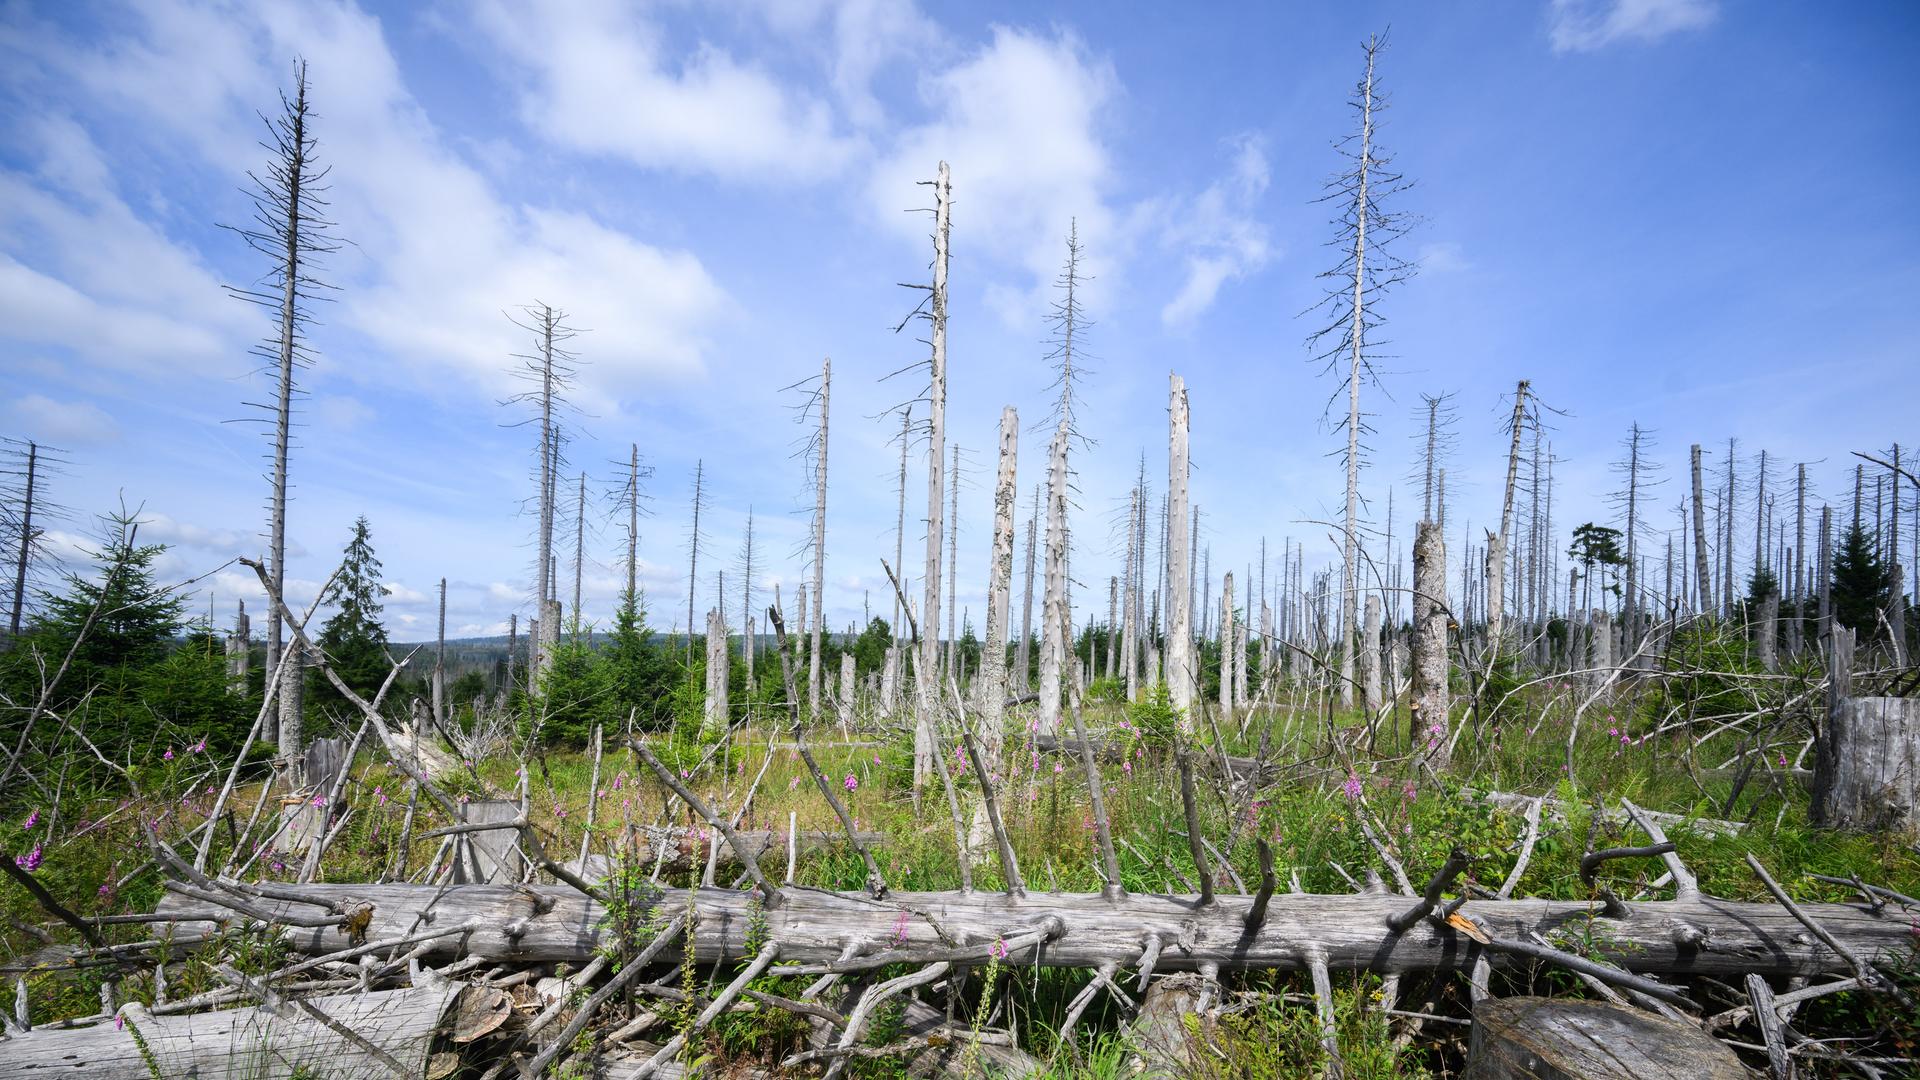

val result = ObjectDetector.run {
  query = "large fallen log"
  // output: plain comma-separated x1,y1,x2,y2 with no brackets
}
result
156,880,1912,981
1463,996,1750,1080
0,982,465,1080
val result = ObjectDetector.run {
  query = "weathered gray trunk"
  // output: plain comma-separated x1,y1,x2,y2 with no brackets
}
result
1691,444,1712,616
1038,427,1069,735
432,577,447,726
1361,591,1383,717
1412,521,1449,761
454,799,526,884
838,651,855,730
1463,997,1748,1080
534,598,561,692
1815,683,1920,836
0,983,465,1080
704,608,728,738
810,357,830,719
225,600,250,694
1589,608,1614,688
277,640,305,759
1166,375,1194,727
979,407,1018,759
1757,590,1779,673
161,881,1915,981
1488,381,1529,652
1220,571,1237,724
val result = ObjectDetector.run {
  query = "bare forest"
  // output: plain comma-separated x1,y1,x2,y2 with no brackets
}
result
4,37,1920,1080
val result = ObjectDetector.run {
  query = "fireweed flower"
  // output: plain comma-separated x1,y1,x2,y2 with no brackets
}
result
15,844,43,871
843,774,859,793
1343,774,1364,800
162,748,174,761
990,937,1008,960
21,810,39,830
190,739,206,754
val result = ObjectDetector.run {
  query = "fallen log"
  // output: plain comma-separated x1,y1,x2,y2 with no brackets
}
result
0,982,466,1080
156,880,1911,981
1476,790,1746,837
1463,996,1749,1080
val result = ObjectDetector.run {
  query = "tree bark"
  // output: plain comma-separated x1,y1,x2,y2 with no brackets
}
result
1691,445,1712,616
979,407,1018,761
1039,428,1070,734
810,358,830,720
1412,522,1449,761
1464,997,1748,1080
704,608,728,738
1166,375,1194,726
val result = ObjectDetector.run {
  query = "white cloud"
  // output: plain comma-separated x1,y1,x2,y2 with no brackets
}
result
1549,0,1717,52
383,580,429,604
6,1,731,402
871,26,1121,324
5,393,122,447
138,514,250,553
1417,241,1471,275
1158,136,1273,326
474,0,862,181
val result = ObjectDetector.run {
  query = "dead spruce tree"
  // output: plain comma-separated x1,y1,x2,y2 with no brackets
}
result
683,460,710,662
501,303,579,694
786,358,831,718
1017,483,1040,691
1488,381,1531,656
1,438,67,641
1412,518,1450,759
1038,222,1092,733
979,407,1019,757
1308,34,1412,708
1167,373,1195,724
1692,444,1713,615
224,60,339,751
734,506,757,679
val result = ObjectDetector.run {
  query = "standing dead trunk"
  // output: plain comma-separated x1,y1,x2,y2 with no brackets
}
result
6,440,37,639
1361,592,1383,717
432,578,447,727
705,608,729,738
1690,445,1712,616
1488,381,1529,654
1039,428,1070,734
1220,571,1237,725
1757,590,1779,674
225,600,250,694
1122,487,1141,701
1017,484,1040,693
1412,521,1449,763
979,407,1018,760
536,598,561,691
278,641,306,760
809,358,831,720
944,443,961,680
837,652,855,731
1166,374,1194,727
918,162,952,799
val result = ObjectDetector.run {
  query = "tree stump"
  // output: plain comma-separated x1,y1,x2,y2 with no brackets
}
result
1814,695,1920,834
1464,997,1749,1080
453,799,525,884
1127,975,1209,1078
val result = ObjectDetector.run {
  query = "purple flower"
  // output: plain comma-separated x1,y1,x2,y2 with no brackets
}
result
843,773,859,793
14,844,43,872
1777,753,1789,767
115,1014,124,1031
21,810,39,831
190,739,206,754
310,794,326,807
1342,774,1364,801
679,768,691,780
162,748,174,761
990,937,1008,960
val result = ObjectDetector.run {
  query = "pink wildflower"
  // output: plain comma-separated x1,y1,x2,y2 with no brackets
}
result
990,938,1008,960
1121,760,1132,776
1342,774,1364,800
14,844,43,872
679,768,691,780
843,773,859,793
21,810,39,830
1777,753,1789,767
1052,762,1064,775
162,748,174,761
190,738,206,754
115,1014,124,1031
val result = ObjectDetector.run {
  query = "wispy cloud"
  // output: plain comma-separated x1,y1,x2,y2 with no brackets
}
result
1158,135,1273,327
1548,0,1718,53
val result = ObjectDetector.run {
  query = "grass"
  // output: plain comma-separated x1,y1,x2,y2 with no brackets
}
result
4,674,1917,1077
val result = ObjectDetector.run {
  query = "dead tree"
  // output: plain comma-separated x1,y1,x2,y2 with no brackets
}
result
944,442,961,679
734,506,757,679
978,406,1019,759
224,61,340,750
2,439,67,641
683,460,709,662
1488,381,1531,656
1611,423,1660,648
1017,483,1040,691
919,161,953,785
432,578,447,726
1167,374,1195,725
1412,520,1449,762
704,608,728,737
1308,34,1412,709
1691,444,1713,615
501,303,579,693
791,357,830,718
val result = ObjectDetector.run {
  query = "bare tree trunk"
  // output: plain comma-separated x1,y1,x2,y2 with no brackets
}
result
1361,592,1383,717
1723,438,1738,619
1488,381,1529,655
1122,488,1141,701
7,441,35,638
838,651,855,732
1105,576,1118,679
1412,521,1449,763
1758,591,1779,674
1167,374,1194,726
809,358,830,720
279,641,306,759
945,441,960,681
685,460,705,664
892,407,910,642
1791,463,1806,655
1039,429,1069,734
1817,505,1833,640
705,608,728,738
432,578,447,726
571,472,585,626
226,600,250,694
918,162,951,796
1220,571,1237,725
1691,445,1712,616
1017,484,1039,692
980,407,1018,760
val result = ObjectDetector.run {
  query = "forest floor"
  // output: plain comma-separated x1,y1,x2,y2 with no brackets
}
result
6,678,1919,1077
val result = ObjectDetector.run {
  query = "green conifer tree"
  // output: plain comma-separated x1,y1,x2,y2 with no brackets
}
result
312,517,390,708
1830,523,1894,637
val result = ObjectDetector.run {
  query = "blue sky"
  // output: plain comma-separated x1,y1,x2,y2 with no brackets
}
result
2,0,1915,642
